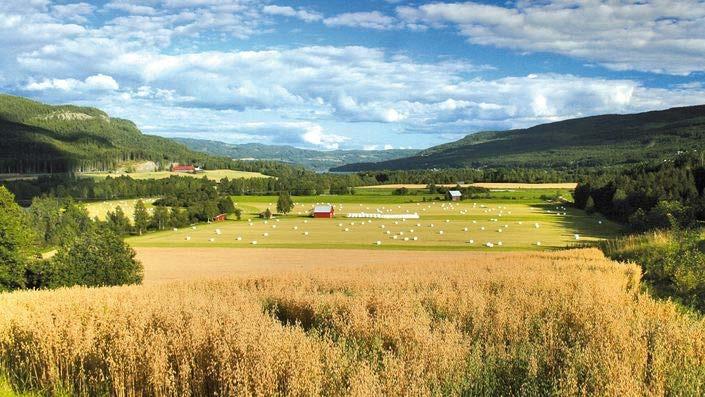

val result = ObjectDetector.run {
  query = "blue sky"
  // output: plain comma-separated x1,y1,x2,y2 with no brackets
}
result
1,1,705,150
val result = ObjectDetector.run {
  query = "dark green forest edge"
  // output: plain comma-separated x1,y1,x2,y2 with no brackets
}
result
2,94,705,314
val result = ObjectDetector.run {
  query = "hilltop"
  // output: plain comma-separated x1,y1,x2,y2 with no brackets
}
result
175,138,418,171
332,105,705,171
0,94,238,174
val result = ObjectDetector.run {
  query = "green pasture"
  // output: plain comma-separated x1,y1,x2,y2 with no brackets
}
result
126,193,619,251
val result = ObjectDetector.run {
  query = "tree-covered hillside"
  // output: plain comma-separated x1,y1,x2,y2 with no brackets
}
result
0,95,241,174
332,105,705,171
175,138,418,171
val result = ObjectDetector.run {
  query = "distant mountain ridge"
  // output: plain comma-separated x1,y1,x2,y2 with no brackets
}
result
174,138,418,171
332,105,705,171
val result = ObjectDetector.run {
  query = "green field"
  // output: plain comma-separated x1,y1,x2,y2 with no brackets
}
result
80,169,270,181
125,191,619,251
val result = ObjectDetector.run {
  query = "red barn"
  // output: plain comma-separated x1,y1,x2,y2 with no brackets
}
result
171,164,195,172
213,213,227,222
313,205,334,218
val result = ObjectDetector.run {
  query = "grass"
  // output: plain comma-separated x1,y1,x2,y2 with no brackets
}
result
84,198,159,221
79,169,270,181
126,194,619,251
1,249,704,395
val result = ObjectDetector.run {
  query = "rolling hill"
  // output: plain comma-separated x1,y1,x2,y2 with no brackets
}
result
174,138,418,171
0,94,239,174
332,105,705,171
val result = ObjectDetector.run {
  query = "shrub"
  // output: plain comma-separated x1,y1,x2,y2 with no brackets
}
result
49,225,143,288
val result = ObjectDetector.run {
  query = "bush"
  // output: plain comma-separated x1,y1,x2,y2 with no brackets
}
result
600,228,705,312
49,225,143,288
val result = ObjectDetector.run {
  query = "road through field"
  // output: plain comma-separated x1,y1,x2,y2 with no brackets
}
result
136,247,527,283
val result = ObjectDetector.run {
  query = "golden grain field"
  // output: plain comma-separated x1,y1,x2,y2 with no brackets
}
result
1,249,704,396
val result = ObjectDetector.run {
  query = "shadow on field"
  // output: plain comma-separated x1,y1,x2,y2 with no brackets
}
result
529,202,622,243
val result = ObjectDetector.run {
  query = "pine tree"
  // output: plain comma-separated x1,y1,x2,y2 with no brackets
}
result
277,192,294,214
133,200,150,235
152,206,169,230
107,205,131,235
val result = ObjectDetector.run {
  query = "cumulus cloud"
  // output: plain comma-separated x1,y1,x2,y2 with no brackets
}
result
25,74,119,92
324,11,398,30
51,2,95,23
397,1,705,75
262,5,322,22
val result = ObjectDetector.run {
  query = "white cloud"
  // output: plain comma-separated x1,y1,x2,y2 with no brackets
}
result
397,1,705,75
324,11,398,30
104,2,158,15
262,5,322,22
25,73,119,92
51,2,95,23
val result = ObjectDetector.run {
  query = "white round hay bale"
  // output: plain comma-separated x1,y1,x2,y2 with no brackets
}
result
173,228,178,232
236,236,242,241
293,226,298,230
375,240,382,245
536,241,542,246
463,227,468,232
468,239,474,244
209,238,215,242
574,234,580,240
185,236,191,241
251,240,258,245
344,228,349,232
262,232,269,237
303,232,309,236
404,237,409,241
497,241,503,246
486,242,494,248
438,230,444,235
413,236,418,241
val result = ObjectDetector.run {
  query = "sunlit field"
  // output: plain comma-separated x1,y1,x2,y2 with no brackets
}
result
125,192,618,251
85,198,159,221
1,249,704,396
80,169,270,181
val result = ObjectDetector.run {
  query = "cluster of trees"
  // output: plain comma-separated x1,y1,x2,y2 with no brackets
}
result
0,187,142,292
574,154,705,231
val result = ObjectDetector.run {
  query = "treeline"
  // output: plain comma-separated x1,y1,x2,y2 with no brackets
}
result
0,187,142,292
574,154,705,231
357,167,584,184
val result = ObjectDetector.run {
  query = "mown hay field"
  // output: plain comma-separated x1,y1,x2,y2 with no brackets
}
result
80,169,270,181
1,249,704,396
126,198,618,251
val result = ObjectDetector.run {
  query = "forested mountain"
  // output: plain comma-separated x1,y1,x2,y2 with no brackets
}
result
175,138,418,171
332,105,705,171
0,94,244,174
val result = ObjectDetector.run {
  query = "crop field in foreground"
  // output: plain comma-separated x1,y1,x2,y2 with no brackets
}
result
125,194,618,251
79,169,270,181
1,249,704,396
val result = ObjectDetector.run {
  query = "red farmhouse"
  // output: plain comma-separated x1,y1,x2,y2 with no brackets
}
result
313,205,334,218
171,164,195,172
213,213,227,222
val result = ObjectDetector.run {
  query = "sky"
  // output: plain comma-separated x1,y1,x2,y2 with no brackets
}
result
1,1,705,150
